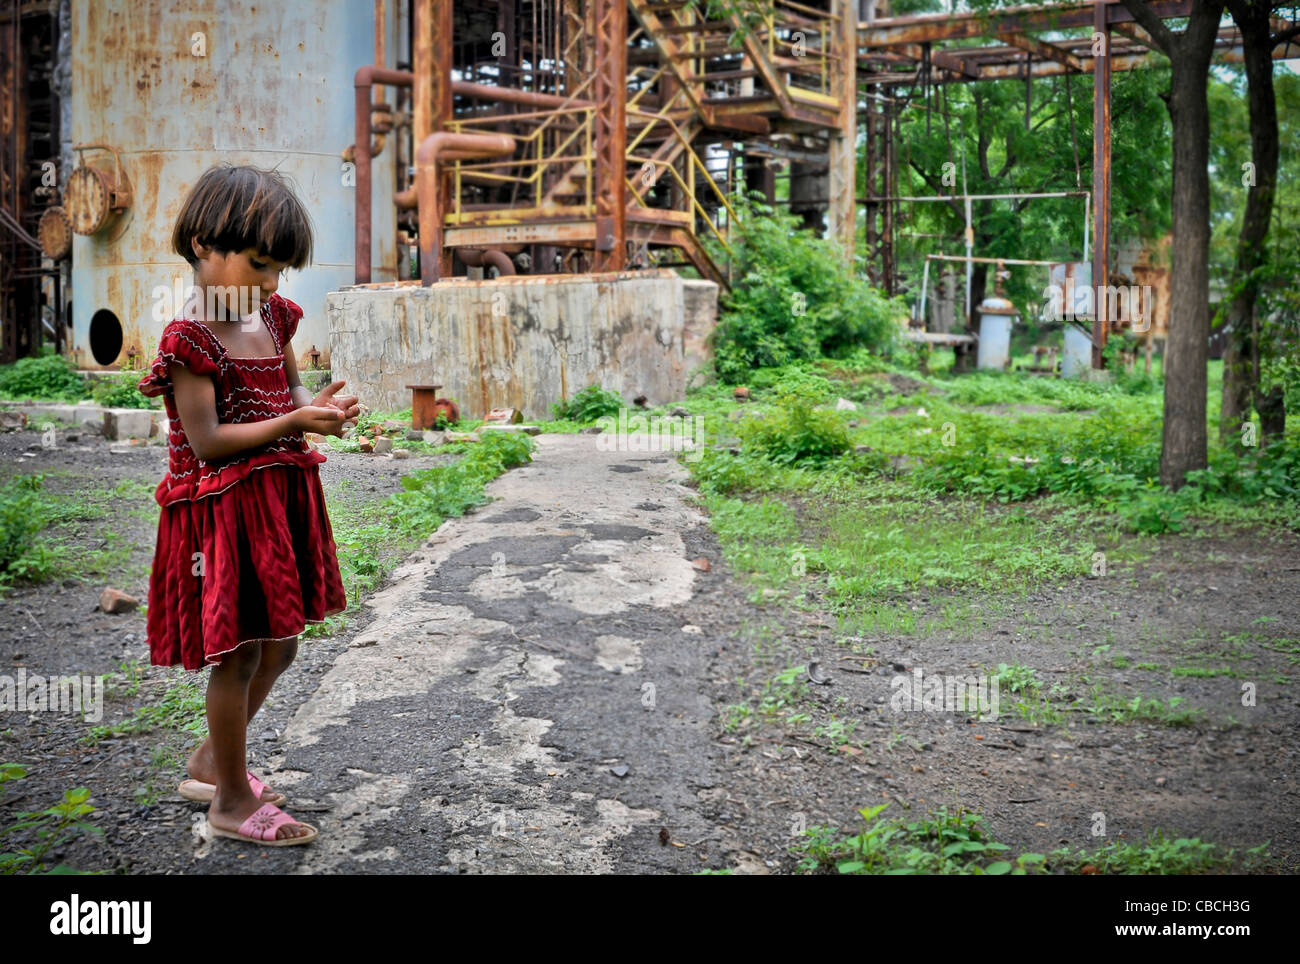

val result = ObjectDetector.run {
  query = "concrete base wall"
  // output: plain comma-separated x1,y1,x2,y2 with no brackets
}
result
326,270,718,421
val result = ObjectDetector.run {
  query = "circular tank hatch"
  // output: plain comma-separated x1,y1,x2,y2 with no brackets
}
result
89,309,123,365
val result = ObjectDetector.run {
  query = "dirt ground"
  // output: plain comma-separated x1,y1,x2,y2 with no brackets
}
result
1,420,1297,874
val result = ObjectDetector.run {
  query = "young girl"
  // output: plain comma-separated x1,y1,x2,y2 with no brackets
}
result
138,164,360,846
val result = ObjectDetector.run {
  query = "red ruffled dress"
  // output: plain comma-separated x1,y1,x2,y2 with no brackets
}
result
137,293,347,671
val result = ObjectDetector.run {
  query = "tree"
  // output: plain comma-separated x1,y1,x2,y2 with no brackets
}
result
1218,1,1291,447
1121,0,1226,489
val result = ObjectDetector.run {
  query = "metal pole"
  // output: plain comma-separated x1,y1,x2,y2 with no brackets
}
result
1091,0,1111,368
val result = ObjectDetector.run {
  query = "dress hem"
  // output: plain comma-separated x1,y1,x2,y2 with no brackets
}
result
156,604,350,671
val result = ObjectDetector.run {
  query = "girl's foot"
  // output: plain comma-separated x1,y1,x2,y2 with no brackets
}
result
188,741,280,802
208,789,314,842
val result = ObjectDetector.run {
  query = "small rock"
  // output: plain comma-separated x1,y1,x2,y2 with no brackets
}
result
422,430,446,445
99,588,140,614
669,406,690,418
405,429,424,441
359,438,374,453
846,420,859,428
444,431,479,443
690,557,711,572
609,764,630,778
681,624,702,634
733,386,750,401
581,426,603,435
373,436,394,455
391,449,410,459
382,419,404,432
835,397,858,411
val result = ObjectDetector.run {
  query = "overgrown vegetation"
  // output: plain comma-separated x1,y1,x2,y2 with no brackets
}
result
0,352,87,402
551,384,624,422
710,196,905,384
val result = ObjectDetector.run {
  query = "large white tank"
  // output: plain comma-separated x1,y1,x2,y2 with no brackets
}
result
68,0,399,370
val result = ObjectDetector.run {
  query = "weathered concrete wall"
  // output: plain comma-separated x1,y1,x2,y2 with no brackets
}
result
327,270,718,421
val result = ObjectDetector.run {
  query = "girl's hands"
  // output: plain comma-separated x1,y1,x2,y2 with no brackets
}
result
311,379,361,422
295,405,348,437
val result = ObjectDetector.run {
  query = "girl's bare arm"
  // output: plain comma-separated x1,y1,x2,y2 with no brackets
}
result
172,364,344,462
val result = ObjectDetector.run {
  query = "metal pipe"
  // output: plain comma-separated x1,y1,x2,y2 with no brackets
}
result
354,65,417,284
457,248,517,276
416,132,516,286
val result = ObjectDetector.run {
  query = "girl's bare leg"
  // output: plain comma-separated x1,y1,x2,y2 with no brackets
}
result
186,636,299,795
204,640,310,840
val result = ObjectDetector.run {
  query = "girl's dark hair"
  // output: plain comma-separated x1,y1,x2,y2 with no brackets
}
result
171,164,314,270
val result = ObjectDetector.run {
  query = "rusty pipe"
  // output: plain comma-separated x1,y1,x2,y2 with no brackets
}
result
355,66,419,284
416,132,516,286
457,248,516,276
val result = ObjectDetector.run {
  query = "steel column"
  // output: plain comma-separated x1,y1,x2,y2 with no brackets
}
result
592,0,626,272
827,0,858,262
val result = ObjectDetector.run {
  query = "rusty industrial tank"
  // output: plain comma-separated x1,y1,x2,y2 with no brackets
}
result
69,0,399,369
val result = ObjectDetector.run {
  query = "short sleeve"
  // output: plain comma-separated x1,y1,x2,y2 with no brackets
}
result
137,322,222,398
275,295,303,345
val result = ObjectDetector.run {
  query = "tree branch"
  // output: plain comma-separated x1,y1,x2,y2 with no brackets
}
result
1119,0,1178,54
907,158,964,218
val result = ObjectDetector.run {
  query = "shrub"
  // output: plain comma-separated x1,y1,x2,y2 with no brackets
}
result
711,196,903,384
551,384,624,422
738,390,851,465
92,370,157,409
0,352,86,402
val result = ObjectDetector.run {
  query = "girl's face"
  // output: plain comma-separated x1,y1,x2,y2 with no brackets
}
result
190,239,287,319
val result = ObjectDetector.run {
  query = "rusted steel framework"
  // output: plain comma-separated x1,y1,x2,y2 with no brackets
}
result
0,0,63,364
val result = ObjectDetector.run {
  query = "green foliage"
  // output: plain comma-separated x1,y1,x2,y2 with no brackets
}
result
0,352,87,402
712,196,903,383
0,475,67,587
1051,832,1263,875
737,390,852,465
0,765,103,875
388,431,534,538
793,803,1046,876
551,384,624,422
92,370,157,410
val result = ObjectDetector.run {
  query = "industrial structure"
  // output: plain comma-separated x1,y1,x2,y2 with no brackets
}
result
2,1,1292,385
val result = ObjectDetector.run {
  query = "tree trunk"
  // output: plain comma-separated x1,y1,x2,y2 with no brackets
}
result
1220,0,1279,446
1123,0,1224,489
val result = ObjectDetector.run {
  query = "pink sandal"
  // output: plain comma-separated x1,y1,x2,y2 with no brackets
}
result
207,802,318,847
178,770,287,807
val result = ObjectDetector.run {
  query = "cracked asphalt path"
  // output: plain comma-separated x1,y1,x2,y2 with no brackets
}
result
264,435,739,873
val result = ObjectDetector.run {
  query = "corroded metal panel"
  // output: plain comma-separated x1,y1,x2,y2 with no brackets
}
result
69,0,393,369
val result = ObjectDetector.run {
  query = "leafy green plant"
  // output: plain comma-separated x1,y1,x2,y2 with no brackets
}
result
794,803,1046,875
87,670,208,744
551,384,624,423
0,764,103,875
91,370,158,409
738,390,851,465
0,351,87,402
711,195,903,384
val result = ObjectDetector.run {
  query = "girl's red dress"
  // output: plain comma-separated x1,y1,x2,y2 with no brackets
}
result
137,292,347,671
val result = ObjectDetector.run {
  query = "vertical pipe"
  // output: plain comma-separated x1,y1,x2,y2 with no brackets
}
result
964,195,973,323
1091,0,1111,368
